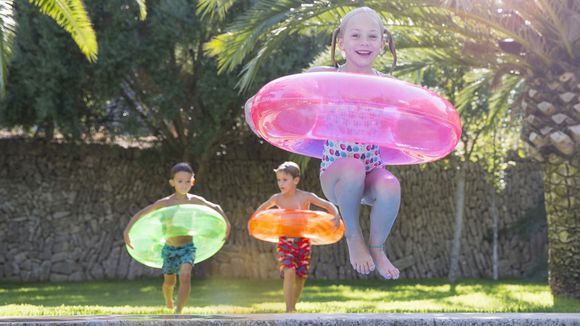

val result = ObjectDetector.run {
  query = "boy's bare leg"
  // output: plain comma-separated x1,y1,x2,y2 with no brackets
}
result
283,268,297,313
163,274,177,309
174,263,193,314
292,276,306,311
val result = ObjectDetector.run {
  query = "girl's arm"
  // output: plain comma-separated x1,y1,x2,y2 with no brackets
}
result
305,66,336,73
245,96,260,136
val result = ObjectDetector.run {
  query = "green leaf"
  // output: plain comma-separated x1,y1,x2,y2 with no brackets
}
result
29,0,98,61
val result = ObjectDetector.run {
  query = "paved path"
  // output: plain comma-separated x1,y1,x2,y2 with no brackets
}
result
1,313,580,325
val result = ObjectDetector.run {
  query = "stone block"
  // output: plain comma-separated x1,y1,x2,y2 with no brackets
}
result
52,241,70,253
52,211,71,219
49,273,68,282
68,272,84,281
51,252,69,262
51,261,72,274
90,264,104,280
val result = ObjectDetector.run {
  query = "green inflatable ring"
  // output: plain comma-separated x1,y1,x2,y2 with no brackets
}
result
126,204,226,268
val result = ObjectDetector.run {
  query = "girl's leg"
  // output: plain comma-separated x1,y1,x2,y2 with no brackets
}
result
320,158,374,274
175,263,193,313
283,268,297,312
362,168,401,279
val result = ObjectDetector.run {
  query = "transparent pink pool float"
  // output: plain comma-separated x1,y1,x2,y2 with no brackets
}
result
246,72,461,165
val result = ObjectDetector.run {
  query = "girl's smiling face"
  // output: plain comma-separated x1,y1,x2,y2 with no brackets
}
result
339,12,385,70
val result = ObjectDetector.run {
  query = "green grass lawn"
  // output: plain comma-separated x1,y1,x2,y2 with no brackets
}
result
1,278,579,316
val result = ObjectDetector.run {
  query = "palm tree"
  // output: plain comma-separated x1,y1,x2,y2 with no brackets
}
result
203,0,579,297
0,0,147,96
427,0,579,299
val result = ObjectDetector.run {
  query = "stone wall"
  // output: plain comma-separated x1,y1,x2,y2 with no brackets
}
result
0,139,547,282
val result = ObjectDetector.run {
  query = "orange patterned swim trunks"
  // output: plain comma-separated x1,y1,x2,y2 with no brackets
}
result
277,236,311,278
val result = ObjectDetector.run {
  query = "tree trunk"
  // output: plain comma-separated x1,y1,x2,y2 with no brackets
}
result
448,161,466,283
490,187,499,280
544,158,580,298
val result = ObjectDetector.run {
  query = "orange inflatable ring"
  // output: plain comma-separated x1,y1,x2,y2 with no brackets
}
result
248,209,344,245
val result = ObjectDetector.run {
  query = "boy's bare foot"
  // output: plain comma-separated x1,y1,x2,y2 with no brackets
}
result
345,236,375,274
174,307,182,314
369,246,399,279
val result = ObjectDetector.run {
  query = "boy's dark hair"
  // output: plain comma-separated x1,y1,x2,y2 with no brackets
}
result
274,161,300,179
170,162,194,178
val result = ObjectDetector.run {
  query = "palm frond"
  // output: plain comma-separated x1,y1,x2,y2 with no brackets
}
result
236,26,292,92
455,67,523,134
205,0,297,73
535,0,577,59
207,0,532,89
392,42,501,78
0,27,7,98
196,0,235,23
455,69,491,114
289,153,311,175
135,0,147,20
487,74,524,124
206,1,358,76
428,0,553,66
0,0,15,97
29,0,98,61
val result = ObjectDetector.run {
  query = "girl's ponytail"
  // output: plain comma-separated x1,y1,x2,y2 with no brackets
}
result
384,28,397,74
330,28,340,68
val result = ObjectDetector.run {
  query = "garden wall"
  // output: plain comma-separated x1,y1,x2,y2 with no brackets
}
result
0,139,547,282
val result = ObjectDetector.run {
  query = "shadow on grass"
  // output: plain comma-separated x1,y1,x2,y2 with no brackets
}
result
1,277,578,313
0,278,281,307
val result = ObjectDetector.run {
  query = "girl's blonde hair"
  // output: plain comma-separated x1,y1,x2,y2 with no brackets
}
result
330,7,397,74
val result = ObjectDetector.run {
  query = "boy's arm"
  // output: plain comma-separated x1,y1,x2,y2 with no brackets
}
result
254,195,277,214
307,193,341,228
213,204,232,241
194,196,232,241
123,200,167,249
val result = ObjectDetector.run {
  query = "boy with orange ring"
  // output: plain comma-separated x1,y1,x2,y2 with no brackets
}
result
253,161,339,313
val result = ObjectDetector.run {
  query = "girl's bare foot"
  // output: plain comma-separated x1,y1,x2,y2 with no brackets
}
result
369,245,399,279
166,300,174,310
345,236,375,274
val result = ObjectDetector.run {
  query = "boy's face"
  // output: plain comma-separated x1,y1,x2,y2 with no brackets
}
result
169,171,195,195
276,171,299,194
339,13,385,69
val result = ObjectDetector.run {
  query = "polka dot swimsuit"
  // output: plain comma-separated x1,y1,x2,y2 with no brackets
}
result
320,140,383,174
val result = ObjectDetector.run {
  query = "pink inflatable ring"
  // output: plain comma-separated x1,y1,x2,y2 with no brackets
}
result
247,72,461,165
